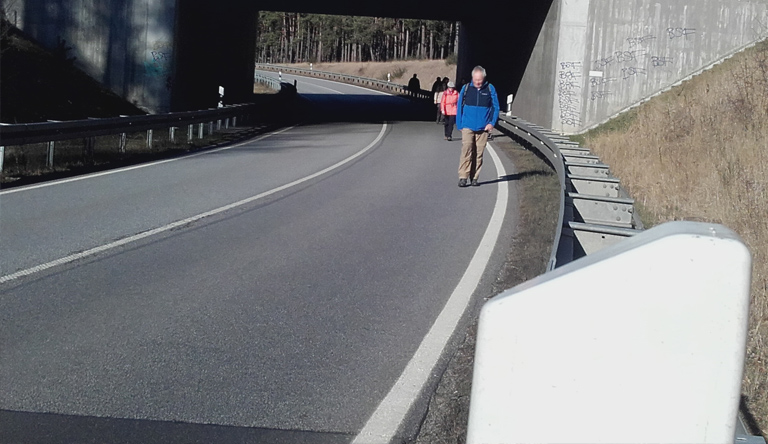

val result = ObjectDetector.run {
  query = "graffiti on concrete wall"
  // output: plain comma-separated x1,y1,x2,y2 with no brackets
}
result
145,41,173,89
667,27,696,40
626,35,656,48
557,61,583,126
587,24,698,103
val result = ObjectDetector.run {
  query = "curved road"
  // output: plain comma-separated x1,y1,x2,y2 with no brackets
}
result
0,73,519,443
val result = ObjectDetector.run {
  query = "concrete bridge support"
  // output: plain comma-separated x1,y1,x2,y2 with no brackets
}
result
7,0,177,113
6,0,257,113
456,4,553,108
514,0,768,133
171,1,258,111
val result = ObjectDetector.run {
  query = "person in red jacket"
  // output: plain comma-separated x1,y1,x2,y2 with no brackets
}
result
441,81,459,141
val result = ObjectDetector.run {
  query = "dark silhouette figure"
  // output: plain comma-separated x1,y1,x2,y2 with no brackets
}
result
432,76,445,122
431,77,442,95
408,74,421,97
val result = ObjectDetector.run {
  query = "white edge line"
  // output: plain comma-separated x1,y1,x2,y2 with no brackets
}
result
0,123,388,284
0,126,297,195
351,143,508,444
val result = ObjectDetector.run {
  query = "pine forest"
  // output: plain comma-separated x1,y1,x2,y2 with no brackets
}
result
256,12,459,64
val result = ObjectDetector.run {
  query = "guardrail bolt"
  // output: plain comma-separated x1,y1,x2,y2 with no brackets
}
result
46,141,55,168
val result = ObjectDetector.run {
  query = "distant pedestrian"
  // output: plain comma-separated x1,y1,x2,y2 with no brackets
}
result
408,74,421,97
456,66,500,188
432,76,445,123
431,76,442,94
441,81,458,140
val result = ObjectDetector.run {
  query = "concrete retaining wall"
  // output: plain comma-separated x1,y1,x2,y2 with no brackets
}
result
7,0,176,113
514,0,768,134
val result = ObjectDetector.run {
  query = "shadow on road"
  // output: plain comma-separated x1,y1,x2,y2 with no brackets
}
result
0,409,352,444
290,93,435,123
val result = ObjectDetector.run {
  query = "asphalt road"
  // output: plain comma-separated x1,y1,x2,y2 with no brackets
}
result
0,73,518,443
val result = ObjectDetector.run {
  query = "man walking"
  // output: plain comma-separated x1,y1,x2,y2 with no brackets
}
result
456,66,500,187
408,74,421,97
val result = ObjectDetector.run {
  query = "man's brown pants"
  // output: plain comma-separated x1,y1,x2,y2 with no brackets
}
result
459,129,489,180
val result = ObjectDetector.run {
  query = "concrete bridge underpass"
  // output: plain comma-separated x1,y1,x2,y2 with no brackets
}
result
7,0,768,137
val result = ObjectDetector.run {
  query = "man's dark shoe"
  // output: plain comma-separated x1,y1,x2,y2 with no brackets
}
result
447,136,452,141
458,178,468,188
471,179,479,187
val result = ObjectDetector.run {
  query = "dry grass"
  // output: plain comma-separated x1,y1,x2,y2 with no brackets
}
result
580,40,768,435
283,59,459,86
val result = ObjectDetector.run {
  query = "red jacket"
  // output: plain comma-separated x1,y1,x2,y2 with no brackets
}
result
441,89,459,116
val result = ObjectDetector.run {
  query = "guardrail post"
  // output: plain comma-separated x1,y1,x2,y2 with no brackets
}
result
187,124,193,141
232,117,237,128
216,119,222,130
225,118,230,129
146,129,153,150
208,121,214,135
0,146,4,173
198,123,204,139
119,133,126,154
169,127,176,143
83,137,95,165
46,141,55,168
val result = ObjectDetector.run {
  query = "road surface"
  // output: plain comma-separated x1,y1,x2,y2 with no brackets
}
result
0,72,519,443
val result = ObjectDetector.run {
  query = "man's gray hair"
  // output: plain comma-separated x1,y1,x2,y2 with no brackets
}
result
472,65,487,78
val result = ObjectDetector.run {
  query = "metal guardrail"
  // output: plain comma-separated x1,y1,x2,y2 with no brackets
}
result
255,63,433,100
0,104,258,147
495,114,644,269
254,73,282,91
482,115,765,444
0,103,262,174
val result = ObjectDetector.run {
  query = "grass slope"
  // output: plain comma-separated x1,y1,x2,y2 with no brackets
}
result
283,59,460,88
576,40,768,437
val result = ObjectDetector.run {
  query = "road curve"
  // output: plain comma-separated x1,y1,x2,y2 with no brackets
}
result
0,73,519,443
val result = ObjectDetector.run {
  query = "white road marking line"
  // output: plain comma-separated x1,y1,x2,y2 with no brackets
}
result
0,123,388,284
0,126,296,195
352,143,508,444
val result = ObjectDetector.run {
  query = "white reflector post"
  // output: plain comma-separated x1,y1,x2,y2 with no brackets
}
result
467,222,751,444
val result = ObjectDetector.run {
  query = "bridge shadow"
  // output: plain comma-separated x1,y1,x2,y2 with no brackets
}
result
0,409,352,444
288,94,435,123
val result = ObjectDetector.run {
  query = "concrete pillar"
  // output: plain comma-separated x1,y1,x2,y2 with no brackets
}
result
456,2,554,109
171,0,258,111
551,0,591,133
12,0,176,113
511,1,562,128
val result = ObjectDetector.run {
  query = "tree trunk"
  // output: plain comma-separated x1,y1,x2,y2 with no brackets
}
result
317,29,323,62
405,28,409,59
420,23,426,59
